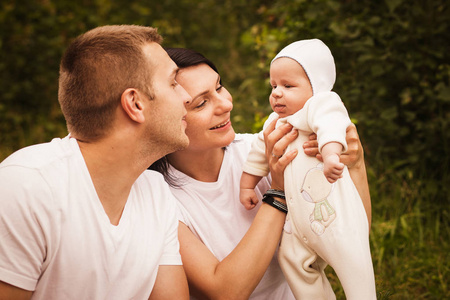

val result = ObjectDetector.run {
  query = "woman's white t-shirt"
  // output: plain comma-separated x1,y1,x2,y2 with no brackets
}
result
168,134,294,300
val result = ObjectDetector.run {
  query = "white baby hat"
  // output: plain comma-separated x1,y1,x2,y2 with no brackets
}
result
271,39,336,95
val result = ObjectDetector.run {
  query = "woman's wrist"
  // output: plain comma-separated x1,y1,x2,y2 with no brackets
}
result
262,189,287,213
349,153,366,172
346,137,365,170
265,189,285,199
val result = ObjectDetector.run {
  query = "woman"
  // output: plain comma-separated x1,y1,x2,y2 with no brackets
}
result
150,48,371,299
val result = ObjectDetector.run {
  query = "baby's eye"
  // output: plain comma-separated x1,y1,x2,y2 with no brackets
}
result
285,84,292,88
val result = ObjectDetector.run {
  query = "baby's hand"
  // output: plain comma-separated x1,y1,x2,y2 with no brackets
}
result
323,153,344,183
240,188,259,210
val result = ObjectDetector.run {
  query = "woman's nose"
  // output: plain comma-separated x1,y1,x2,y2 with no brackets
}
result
215,95,233,113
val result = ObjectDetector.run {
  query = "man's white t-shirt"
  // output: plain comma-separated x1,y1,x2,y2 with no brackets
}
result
168,134,295,300
0,136,182,299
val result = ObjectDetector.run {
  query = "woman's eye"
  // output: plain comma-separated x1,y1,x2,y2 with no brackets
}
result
216,85,223,92
285,84,292,88
196,100,207,108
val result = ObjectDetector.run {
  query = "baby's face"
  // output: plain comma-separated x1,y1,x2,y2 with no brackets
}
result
269,58,313,118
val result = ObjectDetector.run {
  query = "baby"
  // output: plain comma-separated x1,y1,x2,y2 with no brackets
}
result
240,39,376,299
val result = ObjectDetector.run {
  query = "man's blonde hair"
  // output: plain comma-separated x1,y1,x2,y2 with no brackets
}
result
58,25,163,140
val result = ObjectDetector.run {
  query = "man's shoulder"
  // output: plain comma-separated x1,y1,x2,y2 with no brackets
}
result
136,169,172,196
0,137,79,203
139,169,166,182
0,137,73,170
134,170,179,217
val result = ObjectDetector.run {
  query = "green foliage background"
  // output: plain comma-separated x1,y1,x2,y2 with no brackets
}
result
0,0,448,298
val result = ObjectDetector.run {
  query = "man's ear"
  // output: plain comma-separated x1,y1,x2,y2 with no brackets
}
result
121,88,145,123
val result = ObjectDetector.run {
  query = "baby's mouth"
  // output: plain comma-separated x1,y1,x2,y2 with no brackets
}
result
273,104,286,113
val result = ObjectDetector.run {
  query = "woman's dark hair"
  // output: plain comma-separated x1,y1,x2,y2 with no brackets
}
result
148,48,221,187
165,47,220,79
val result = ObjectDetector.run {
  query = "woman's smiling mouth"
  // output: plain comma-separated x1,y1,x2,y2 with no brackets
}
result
210,120,230,130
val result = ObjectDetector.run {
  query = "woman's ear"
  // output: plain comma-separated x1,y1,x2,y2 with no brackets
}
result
121,88,145,123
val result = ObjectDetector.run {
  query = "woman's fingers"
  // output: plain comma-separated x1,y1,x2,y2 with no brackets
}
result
263,120,293,155
270,147,298,191
303,133,319,158
266,124,296,156
340,124,363,169
263,120,299,191
303,124,364,169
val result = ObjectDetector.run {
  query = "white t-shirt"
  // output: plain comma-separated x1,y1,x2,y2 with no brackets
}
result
0,136,182,299
168,134,294,300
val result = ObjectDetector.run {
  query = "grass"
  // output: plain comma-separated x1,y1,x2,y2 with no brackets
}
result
326,167,450,299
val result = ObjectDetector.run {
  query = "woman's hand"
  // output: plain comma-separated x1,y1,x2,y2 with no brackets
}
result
303,123,363,169
263,118,298,191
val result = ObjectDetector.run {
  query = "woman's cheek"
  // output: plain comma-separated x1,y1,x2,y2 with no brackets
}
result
184,116,202,138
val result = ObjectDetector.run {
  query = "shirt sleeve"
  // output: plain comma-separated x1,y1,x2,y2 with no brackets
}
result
307,92,351,153
242,112,279,177
0,166,51,291
159,186,183,266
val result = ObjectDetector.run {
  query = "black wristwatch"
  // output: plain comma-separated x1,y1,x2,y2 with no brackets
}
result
262,194,288,214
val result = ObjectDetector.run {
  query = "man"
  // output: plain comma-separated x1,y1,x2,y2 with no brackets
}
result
0,25,190,299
